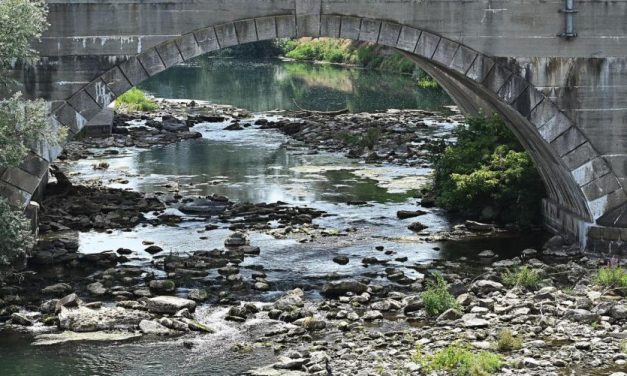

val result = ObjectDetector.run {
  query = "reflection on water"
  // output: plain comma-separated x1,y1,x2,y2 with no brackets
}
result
139,58,453,112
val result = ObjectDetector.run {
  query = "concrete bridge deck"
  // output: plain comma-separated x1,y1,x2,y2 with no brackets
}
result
4,0,627,253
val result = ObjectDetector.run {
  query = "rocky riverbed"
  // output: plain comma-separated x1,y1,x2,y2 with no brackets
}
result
1,100,625,375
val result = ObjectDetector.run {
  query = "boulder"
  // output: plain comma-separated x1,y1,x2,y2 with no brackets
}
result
146,296,196,314
11,313,34,326
470,280,504,295
407,222,427,232
321,280,368,298
149,279,176,293
55,293,82,313
41,283,72,296
332,255,349,265
139,320,174,335
58,306,151,332
87,282,107,296
464,220,493,232
396,210,427,219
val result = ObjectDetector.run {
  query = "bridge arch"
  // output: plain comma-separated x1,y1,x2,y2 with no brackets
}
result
6,13,627,249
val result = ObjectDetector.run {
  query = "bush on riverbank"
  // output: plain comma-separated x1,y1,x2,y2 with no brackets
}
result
0,197,34,269
501,266,541,290
281,38,438,86
595,266,627,291
115,88,158,111
430,114,545,226
421,273,460,316
414,343,503,376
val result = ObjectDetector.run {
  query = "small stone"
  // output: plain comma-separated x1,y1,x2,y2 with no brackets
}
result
477,250,495,258
332,255,349,265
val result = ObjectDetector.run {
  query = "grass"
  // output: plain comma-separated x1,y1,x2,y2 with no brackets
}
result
595,266,627,290
420,272,461,317
414,343,503,376
501,266,540,290
494,329,522,352
115,88,158,111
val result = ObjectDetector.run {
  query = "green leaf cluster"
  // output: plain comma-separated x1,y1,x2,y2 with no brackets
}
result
501,266,541,290
414,343,503,376
0,197,34,267
431,114,545,225
115,88,158,111
420,272,460,316
595,266,627,290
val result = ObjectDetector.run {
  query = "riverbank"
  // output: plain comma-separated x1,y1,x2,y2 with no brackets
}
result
1,100,625,375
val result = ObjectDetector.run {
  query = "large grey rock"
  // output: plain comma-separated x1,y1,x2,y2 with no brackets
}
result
273,289,304,311
146,296,196,314
58,306,151,332
564,308,599,323
139,320,174,335
461,314,489,328
470,280,504,295
321,280,368,298
41,283,72,296
32,331,142,346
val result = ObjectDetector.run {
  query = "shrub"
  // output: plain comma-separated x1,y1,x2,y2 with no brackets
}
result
115,88,158,111
595,266,627,290
0,197,34,267
501,266,541,290
431,114,545,226
421,273,460,316
414,343,503,376
494,328,522,352
0,93,66,169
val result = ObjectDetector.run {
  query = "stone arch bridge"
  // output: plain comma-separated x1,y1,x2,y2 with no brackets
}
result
4,0,627,253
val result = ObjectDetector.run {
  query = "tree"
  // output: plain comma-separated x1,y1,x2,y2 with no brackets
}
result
0,0,58,268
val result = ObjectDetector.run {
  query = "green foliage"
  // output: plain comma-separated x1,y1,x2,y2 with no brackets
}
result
494,328,523,352
0,197,34,267
115,88,158,111
340,127,382,150
621,340,627,354
414,343,503,376
431,114,545,225
501,266,541,290
285,39,355,64
0,0,48,77
0,93,65,169
420,272,460,316
594,266,627,290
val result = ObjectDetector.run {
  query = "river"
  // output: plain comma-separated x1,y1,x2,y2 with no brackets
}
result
0,58,546,375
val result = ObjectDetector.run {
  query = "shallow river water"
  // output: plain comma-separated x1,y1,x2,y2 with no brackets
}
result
0,59,546,375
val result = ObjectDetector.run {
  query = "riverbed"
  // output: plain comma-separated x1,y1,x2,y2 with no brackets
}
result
0,58,556,375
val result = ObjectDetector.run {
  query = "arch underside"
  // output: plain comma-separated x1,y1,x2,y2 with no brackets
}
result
4,13,627,247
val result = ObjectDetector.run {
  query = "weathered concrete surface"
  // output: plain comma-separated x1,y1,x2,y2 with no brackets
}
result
4,0,627,252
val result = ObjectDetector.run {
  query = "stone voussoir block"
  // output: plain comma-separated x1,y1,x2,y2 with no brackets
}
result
175,33,202,61
138,48,167,76
571,157,611,187
255,17,277,41
560,142,596,171
100,67,132,97
396,26,421,53
449,45,477,75
156,40,184,67
431,37,459,67
582,173,622,202
358,19,381,43
234,19,258,44
276,15,296,38
466,54,495,83
84,78,116,108
194,27,220,53
340,16,361,40
551,127,587,157
414,31,440,59
119,56,149,86
320,15,341,38
377,22,402,47
215,23,239,48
